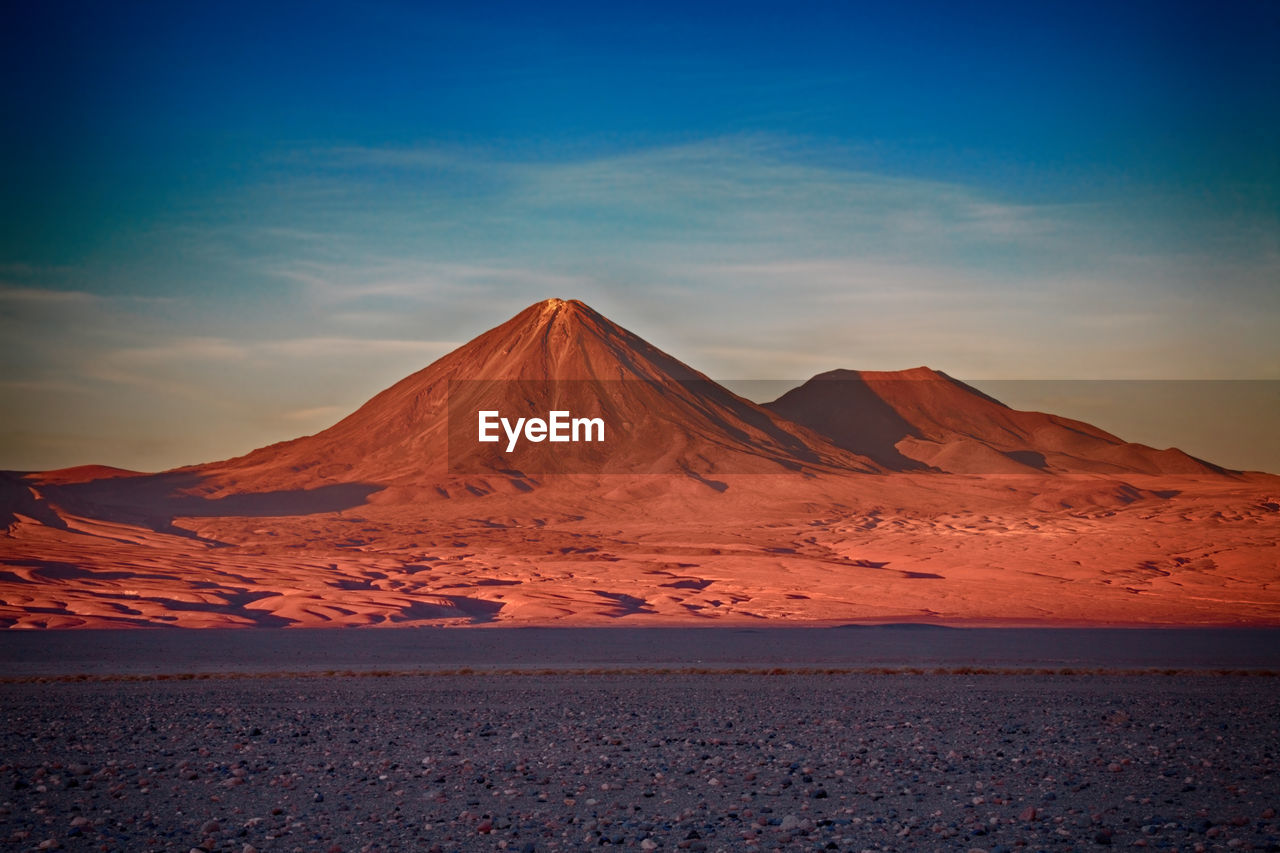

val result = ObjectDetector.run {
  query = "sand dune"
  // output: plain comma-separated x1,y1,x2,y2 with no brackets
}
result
2,299,1277,628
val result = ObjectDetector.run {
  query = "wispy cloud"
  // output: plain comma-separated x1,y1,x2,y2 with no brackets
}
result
277,405,345,422
259,336,460,358
306,137,1070,253
85,336,461,390
0,378,94,396
0,284,175,304
0,285,104,304
269,259,592,306
104,337,253,365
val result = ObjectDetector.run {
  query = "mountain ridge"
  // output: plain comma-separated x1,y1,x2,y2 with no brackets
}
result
10,298,1247,509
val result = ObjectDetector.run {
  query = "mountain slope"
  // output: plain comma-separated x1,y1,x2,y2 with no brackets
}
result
193,298,874,490
21,300,877,530
765,367,1230,475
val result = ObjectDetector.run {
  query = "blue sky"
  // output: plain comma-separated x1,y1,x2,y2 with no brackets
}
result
1,0,1277,471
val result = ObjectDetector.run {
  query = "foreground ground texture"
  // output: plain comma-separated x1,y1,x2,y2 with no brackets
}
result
1,675,1277,852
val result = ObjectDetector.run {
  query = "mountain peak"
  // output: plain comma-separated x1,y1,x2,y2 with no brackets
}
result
813,366,946,382
525,297,594,324
533,296,573,317
496,298,623,357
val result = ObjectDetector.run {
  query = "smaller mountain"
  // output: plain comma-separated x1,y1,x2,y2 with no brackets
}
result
764,367,1229,476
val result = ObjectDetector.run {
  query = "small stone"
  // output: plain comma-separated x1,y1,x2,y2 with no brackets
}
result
1019,806,1037,822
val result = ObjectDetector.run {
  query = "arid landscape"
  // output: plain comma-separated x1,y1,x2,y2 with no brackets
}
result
5,6,1280,852
3,299,1276,630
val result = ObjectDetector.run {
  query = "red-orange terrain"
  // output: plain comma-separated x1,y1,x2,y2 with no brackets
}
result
2,299,1277,628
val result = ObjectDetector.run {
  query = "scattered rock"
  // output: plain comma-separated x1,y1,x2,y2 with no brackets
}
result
0,675,1274,852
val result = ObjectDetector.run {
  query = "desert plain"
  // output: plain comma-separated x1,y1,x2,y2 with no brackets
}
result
2,628,1279,852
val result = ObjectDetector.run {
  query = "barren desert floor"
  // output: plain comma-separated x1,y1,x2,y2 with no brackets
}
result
2,674,1278,853
5,472,1279,630
2,629,1278,852
3,626,1280,677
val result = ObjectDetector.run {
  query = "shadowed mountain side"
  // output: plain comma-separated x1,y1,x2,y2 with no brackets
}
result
0,473,67,531
444,378,849,475
765,374,930,470
20,472,380,537
766,368,1233,476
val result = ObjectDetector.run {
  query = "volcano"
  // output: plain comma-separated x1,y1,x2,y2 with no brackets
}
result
765,367,1227,476
2,299,1277,629
22,299,874,532
187,298,875,490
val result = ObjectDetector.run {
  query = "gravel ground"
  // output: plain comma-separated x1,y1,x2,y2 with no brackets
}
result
1,675,1277,852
